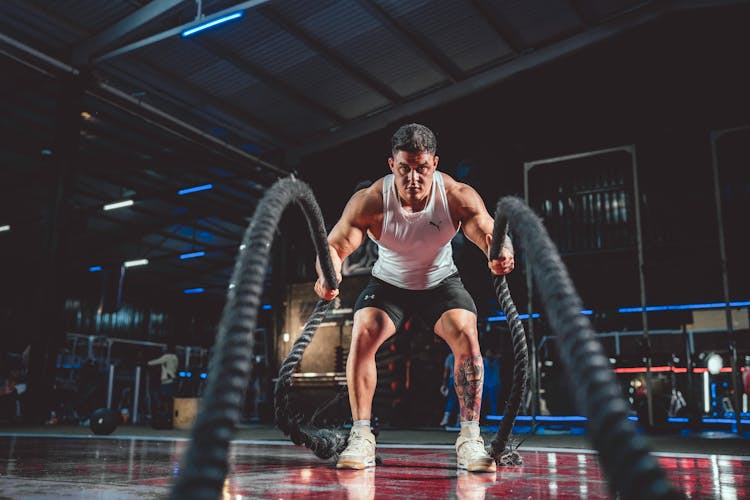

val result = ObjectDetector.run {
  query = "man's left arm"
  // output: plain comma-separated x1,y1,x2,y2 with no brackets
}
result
456,185,514,276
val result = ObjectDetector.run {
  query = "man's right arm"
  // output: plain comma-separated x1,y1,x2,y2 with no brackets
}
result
314,189,373,300
147,355,166,366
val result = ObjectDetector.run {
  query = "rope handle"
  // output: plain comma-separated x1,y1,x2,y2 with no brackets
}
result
489,211,509,261
296,189,338,292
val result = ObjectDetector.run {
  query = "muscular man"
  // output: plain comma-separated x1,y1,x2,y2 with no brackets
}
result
314,123,514,472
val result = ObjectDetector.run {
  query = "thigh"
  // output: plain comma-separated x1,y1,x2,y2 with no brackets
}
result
351,307,398,353
353,276,407,330
421,274,477,330
433,308,479,350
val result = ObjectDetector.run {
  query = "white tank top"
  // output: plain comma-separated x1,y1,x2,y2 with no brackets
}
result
371,171,458,289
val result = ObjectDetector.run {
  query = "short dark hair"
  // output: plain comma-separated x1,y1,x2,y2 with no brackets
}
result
391,123,437,156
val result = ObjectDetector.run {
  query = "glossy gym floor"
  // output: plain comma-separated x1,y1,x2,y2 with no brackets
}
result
0,425,747,499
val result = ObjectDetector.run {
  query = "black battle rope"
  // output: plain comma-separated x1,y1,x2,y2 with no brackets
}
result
486,217,528,467
171,178,338,500
273,297,348,459
491,196,683,500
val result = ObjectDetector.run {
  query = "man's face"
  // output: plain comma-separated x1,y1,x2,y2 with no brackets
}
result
388,150,439,205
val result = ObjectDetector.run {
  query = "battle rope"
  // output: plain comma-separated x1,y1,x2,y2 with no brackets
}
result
487,218,528,466
273,297,348,459
491,196,683,500
171,178,338,500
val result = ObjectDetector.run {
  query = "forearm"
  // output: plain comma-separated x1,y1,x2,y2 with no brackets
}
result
315,244,343,280
481,232,513,259
148,356,165,366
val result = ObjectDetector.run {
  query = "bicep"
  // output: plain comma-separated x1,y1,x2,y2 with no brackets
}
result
328,193,371,260
458,188,495,252
328,219,366,261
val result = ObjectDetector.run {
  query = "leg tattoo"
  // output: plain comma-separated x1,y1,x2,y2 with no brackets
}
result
454,355,483,422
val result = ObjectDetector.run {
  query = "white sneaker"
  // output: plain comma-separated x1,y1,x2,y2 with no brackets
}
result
337,426,376,470
455,425,496,472
439,412,450,427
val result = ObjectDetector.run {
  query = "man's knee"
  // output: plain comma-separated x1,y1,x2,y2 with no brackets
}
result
351,319,390,356
451,323,480,355
458,322,478,343
436,310,479,348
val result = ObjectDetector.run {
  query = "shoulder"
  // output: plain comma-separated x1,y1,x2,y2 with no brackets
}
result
441,172,476,201
340,177,385,228
350,178,384,215
442,173,483,214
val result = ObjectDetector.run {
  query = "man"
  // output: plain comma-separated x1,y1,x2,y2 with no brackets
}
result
148,344,179,427
148,344,179,393
314,123,514,472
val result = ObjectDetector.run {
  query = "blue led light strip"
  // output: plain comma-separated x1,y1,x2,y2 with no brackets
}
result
181,13,243,37
619,301,750,313
180,251,206,260
487,313,541,322
486,301,749,322
485,415,750,425
178,183,213,195
184,287,205,294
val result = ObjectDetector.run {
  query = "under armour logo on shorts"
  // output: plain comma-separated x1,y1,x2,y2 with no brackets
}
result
364,294,375,300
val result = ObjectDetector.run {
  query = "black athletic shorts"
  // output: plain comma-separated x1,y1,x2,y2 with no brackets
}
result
353,272,477,330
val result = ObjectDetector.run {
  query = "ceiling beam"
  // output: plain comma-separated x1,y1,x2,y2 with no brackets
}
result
354,0,463,82
91,79,292,176
567,0,596,27
77,166,253,228
259,4,403,104
0,31,292,176
467,0,527,54
72,0,186,65
92,0,272,63
75,203,248,258
191,37,346,124
95,58,298,153
70,215,240,263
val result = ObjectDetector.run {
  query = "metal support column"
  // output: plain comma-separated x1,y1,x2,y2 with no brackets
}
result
630,145,654,428
522,168,539,431
107,364,116,409
27,72,85,422
709,126,749,435
133,366,142,424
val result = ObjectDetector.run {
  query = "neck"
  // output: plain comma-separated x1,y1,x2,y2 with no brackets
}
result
400,187,431,213
400,196,427,213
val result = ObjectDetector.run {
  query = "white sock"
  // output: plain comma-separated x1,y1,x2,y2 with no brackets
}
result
460,420,479,429
353,419,371,428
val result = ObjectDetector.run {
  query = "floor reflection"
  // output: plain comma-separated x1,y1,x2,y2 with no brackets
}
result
0,435,747,499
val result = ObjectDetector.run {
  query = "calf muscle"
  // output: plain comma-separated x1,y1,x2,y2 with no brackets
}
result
455,355,483,422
